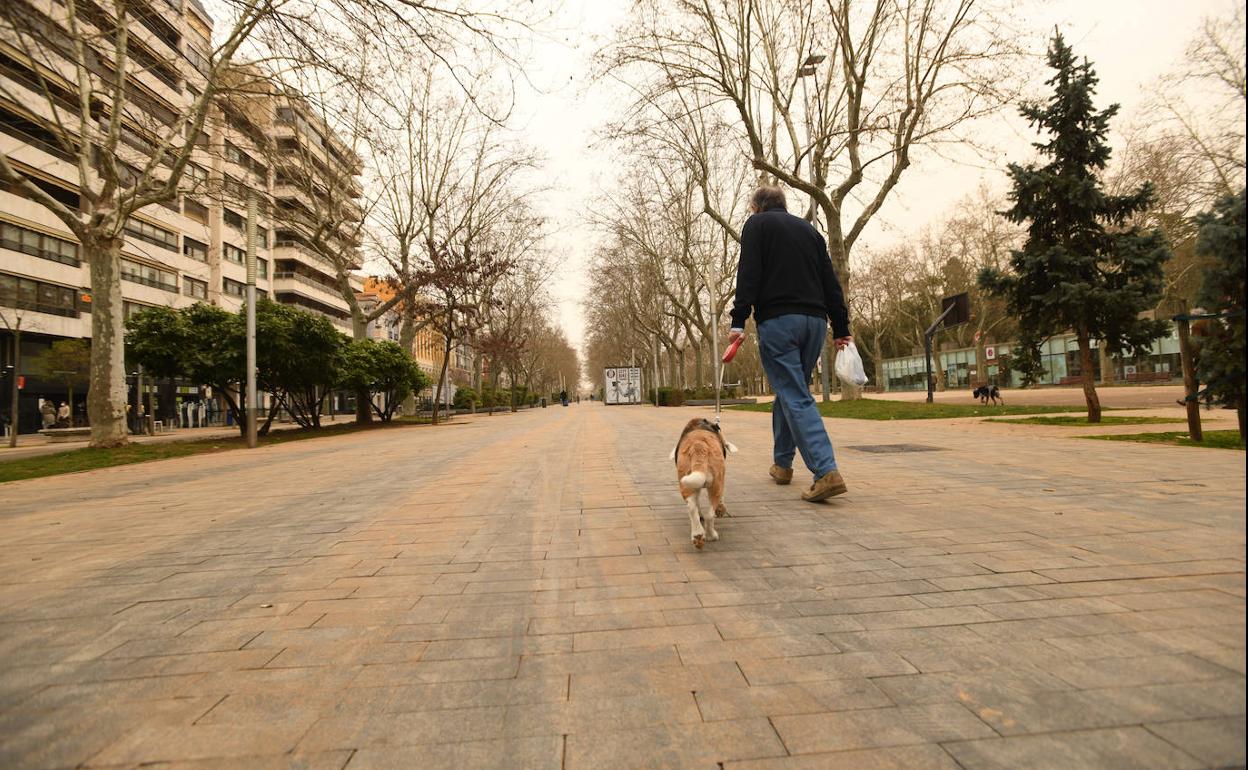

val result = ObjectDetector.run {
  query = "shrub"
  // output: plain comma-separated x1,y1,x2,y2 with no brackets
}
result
453,386,478,410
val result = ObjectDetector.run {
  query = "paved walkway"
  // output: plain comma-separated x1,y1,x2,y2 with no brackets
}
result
0,404,1243,769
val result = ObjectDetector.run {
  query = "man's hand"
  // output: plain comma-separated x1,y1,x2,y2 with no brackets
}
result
833,335,853,350
728,328,745,343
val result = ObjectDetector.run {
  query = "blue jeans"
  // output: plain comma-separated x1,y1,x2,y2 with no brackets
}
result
757,314,837,480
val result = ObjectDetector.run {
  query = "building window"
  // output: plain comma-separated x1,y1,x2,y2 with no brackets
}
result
185,46,210,75
0,272,79,317
0,104,76,162
257,257,268,278
255,226,268,249
3,172,82,210
183,237,208,262
223,174,245,199
0,221,79,266
223,277,246,297
223,208,243,230
120,258,178,292
124,218,178,251
224,140,247,166
184,275,208,299
222,243,245,264
187,162,208,184
123,300,155,320
183,198,208,224
274,229,304,247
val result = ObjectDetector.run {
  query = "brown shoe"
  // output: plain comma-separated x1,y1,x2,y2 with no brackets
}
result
802,470,847,502
769,464,793,485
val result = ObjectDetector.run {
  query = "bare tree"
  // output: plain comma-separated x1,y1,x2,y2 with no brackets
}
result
0,0,282,446
1149,2,1245,200
609,0,1020,276
0,0,547,447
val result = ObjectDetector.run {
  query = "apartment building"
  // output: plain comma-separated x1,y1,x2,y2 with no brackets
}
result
359,278,476,408
0,0,363,432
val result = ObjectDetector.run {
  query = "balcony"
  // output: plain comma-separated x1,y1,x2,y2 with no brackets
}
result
274,269,339,295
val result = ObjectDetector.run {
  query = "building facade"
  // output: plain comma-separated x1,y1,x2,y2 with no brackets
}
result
1,0,363,433
880,330,1182,392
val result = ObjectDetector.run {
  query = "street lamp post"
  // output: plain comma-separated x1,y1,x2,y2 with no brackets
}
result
245,192,258,448
798,53,833,403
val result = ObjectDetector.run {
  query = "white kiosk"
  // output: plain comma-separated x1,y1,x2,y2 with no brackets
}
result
603,367,642,405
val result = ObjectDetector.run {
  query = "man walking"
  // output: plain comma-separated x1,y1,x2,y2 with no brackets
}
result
728,186,852,502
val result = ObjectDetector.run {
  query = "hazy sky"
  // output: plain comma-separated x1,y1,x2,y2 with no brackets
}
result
507,0,1231,353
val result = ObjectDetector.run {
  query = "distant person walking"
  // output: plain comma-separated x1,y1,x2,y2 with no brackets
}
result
728,186,853,502
56,401,70,428
560,389,569,407
40,399,56,430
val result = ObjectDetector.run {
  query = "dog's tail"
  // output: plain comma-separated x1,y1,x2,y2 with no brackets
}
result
680,470,710,491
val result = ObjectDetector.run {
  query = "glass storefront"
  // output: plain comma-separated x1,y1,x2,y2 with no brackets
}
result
881,330,1181,391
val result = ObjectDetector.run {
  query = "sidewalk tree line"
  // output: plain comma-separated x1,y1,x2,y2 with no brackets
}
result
586,0,1024,397
0,0,556,447
586,3,1242,415
125,300,429,434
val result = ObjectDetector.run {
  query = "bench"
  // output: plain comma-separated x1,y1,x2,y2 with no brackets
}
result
1125,371,1173,382
39,427,91,443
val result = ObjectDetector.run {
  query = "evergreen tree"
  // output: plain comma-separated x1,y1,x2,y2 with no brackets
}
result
980,33,1170,422
1194,190,1246,439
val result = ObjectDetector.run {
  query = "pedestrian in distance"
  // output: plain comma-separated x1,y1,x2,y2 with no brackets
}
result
40,399,56,430
56,401,70,428
560,389,569,407
728,185,853,502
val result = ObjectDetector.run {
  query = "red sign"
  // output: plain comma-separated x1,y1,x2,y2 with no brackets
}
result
17,375,25,389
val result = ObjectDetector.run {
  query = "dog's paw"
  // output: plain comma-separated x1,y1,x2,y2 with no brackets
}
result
692,534,705,550
708,530,719,541
725,441,739,454
715,502,729,517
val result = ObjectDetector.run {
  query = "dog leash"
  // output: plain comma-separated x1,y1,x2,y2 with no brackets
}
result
717,336,744,428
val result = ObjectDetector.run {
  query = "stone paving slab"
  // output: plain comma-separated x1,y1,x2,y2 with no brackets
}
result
0,402,1243,769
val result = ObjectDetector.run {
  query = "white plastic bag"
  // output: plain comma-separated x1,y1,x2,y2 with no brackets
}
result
834,342,869,387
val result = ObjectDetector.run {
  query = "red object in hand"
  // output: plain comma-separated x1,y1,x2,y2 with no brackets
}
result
722,336,744,363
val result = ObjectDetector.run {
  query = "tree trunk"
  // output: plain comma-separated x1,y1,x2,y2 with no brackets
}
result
433,333,452,425
354,386,373,423
692,342,704,389
1237,394,1245,442
1077,328,1102,423
1098,343,1115,385
7,324,19,447
975,336,988,387
399,312,418,416
872,334,886,391
86,238,129,447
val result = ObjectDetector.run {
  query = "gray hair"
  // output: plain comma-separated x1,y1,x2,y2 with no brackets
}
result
750,186,787,212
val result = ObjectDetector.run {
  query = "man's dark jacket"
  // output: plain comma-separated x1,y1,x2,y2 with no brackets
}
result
729,206,850,338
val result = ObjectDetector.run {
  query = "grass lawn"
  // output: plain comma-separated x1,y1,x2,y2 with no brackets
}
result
986,415,1184,426
1081,429,1245,450
729,398,1091,421
0,418,432,485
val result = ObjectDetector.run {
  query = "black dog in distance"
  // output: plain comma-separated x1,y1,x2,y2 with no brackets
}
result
972,384,1004,405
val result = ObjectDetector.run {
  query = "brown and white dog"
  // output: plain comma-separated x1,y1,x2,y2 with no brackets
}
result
669,418,737,549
